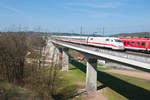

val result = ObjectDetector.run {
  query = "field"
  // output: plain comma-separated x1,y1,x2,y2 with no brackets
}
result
59,60,150,100
1,60,150,100
0,80,32,100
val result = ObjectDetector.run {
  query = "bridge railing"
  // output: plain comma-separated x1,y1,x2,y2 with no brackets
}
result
52,39,150,64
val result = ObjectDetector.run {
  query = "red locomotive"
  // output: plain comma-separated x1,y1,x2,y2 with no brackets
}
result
120,38,150,52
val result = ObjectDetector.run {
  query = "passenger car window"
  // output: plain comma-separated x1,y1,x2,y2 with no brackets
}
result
137,42,140,46
127,42,130,45
90,38,93,40
141,42,145,46
124,42,126,45
131,42,135,46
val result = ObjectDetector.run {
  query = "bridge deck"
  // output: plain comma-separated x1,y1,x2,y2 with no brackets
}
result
51,39,150,72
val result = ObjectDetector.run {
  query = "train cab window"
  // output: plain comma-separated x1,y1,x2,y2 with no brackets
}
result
141,42,145,46
115,39,122,42
127,42,130,45
137,42,140,46
90,38,93,40
131,42,135,46
106,39,109,41
124,42,126,45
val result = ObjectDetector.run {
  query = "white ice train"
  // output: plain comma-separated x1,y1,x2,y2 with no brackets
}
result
54,36,125,50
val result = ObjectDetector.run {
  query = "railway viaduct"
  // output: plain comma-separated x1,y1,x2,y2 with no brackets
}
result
47,37,150,91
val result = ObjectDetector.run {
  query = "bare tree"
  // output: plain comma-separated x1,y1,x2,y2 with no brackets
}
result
0,32,28,85
24,34,61,99
0,32,61,99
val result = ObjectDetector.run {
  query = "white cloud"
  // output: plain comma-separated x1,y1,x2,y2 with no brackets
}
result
66,7,116,18
66,2,122,8
0,3,23,14
64,1,125,18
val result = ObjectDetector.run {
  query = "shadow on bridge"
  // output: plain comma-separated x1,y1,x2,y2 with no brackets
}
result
70,60,150,100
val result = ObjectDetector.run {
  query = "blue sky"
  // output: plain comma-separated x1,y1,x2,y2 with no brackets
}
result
0,0,150,35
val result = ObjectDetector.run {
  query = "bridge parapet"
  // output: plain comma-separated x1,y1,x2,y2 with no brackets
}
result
50,39,150,72
95,49,150,64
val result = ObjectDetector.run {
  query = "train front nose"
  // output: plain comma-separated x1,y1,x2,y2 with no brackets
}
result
116,43,125,49
120,44,125,49
119,45,124,48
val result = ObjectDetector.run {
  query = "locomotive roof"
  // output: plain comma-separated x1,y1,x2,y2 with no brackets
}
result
56,36,119,38
120,37,149,40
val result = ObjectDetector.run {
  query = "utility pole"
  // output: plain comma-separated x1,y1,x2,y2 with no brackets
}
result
80,25,82,36
102,26,104,36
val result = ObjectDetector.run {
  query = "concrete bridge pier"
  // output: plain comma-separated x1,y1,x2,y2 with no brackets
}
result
54,47,62,66
85,56,97,91
62,48,69,71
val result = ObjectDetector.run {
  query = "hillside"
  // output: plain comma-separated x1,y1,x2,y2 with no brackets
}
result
1,31,150,38
111,32,150,38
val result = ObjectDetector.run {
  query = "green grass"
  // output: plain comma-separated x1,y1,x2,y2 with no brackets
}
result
69,60,150,100
100,72,150,100
59,64,86,87
53,64,86,100
109,72,150,90
62,65,85,83
97,65,112,71
0,80,32,100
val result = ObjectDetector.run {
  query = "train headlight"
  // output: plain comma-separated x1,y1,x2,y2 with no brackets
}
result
118,45,124,48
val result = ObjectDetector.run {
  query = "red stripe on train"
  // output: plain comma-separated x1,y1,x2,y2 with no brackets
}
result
60,38,123,49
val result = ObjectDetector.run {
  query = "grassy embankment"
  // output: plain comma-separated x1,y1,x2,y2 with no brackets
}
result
0,80,32,100
1,58,150,100
58,58,150,100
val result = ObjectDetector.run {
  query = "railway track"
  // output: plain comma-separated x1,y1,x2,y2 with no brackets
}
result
55,40,150,59
125,50,150,57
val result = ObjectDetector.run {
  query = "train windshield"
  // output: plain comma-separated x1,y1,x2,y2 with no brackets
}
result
115,39,122,42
